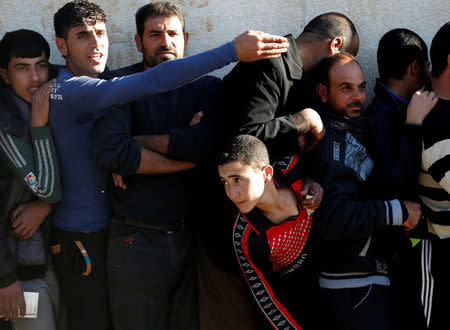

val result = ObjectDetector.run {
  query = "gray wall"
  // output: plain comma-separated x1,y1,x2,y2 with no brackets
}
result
0,0,448,99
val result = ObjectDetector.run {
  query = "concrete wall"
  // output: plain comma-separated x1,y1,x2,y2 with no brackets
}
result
0,0,448,99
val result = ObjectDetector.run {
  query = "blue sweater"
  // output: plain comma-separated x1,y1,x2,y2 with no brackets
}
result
48,42,237,233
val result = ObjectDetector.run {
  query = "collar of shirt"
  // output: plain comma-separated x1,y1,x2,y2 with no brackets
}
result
378,81,409,105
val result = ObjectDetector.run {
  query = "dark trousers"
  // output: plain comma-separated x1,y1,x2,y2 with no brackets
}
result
413,238,450,330
51,228,111,330
107,220,198,330
0,320,11,330
321,284,394,330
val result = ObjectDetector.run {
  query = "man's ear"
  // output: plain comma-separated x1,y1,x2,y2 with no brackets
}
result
134,34,143,53
263,165,273,183
55,38,68,57
0,68,10,85
410,59,421,77
184,32,189,50
316,83,328,103
329,37,343,54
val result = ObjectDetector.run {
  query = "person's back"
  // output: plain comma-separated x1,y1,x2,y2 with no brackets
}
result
365,28,436,201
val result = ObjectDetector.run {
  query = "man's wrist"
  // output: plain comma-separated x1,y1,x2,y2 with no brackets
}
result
291,111,310,135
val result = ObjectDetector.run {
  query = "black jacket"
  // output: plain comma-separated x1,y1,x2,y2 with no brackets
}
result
308,110,405,288
93,63,221,225
217,34,314,158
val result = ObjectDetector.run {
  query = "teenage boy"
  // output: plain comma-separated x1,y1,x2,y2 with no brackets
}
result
0,29,61,330
49,1,289,329
217,134,322,330
309,53,422,330
416,22,450,329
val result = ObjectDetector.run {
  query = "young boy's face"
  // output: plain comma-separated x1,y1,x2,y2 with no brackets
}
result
0,52,49,103
218,160,267,214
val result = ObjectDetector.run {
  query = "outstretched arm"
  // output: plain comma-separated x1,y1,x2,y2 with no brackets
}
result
61,31,289,119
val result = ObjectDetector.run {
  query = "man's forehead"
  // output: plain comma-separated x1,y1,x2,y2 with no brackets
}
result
70,21,107,33
330,59,365,84
144,15,183,31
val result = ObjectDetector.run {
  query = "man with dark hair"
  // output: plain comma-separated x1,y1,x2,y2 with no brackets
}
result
0,29,61,330
309,53,422,330
363,28,438,330
415,22,450,329
49,1,289,329
365,28,437,200
218,12,360,157
91,1,220,328
217,135,321,329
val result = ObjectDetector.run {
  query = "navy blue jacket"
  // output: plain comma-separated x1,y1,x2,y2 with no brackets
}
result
364,80,423,201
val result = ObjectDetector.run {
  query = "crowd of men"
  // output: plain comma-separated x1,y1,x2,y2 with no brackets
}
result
0,1,448,330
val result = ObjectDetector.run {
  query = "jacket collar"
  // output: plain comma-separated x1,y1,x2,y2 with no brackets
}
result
321,106,374,144
373,79,409,114
283,34,303,80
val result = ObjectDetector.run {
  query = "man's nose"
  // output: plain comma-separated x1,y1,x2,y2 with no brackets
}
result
90,33,102,48
229,186,239,200
160,32,171,47
29,68,39,82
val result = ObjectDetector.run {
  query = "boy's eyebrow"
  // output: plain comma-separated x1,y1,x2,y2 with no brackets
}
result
75,30,89,36
14,62,30,67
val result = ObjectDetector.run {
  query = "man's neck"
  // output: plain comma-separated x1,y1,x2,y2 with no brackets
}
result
383,78,415,101
432,74,450,100
296,37,317,73
256,181,298,224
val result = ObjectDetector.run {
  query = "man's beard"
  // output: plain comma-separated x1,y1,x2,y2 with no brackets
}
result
144,46,181,68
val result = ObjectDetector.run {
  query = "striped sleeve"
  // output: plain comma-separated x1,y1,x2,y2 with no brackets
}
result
421,138,450,194
0,125,61,203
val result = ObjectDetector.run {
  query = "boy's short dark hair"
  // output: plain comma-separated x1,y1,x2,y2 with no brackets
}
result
216,135,270,169
54,0,107,39
430,22,450,78
377,28,428,81
312,52,358,88
135,1,185,38
0,29,50,69
301,12,358,54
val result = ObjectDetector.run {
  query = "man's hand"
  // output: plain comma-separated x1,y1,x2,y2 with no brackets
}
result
30,79,56,127
112,173,127,190
405,90,438,125
294,108,325,152
0,281,25,322
233,30,289,62
189,111,203,126
301,178,324,211
402,201,422,232
9,200,51,240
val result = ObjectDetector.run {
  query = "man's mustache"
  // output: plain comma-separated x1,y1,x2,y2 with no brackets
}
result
156,46,176,53
347,101,363,108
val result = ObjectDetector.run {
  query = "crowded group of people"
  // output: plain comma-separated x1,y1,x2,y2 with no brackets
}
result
0,1,448,329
